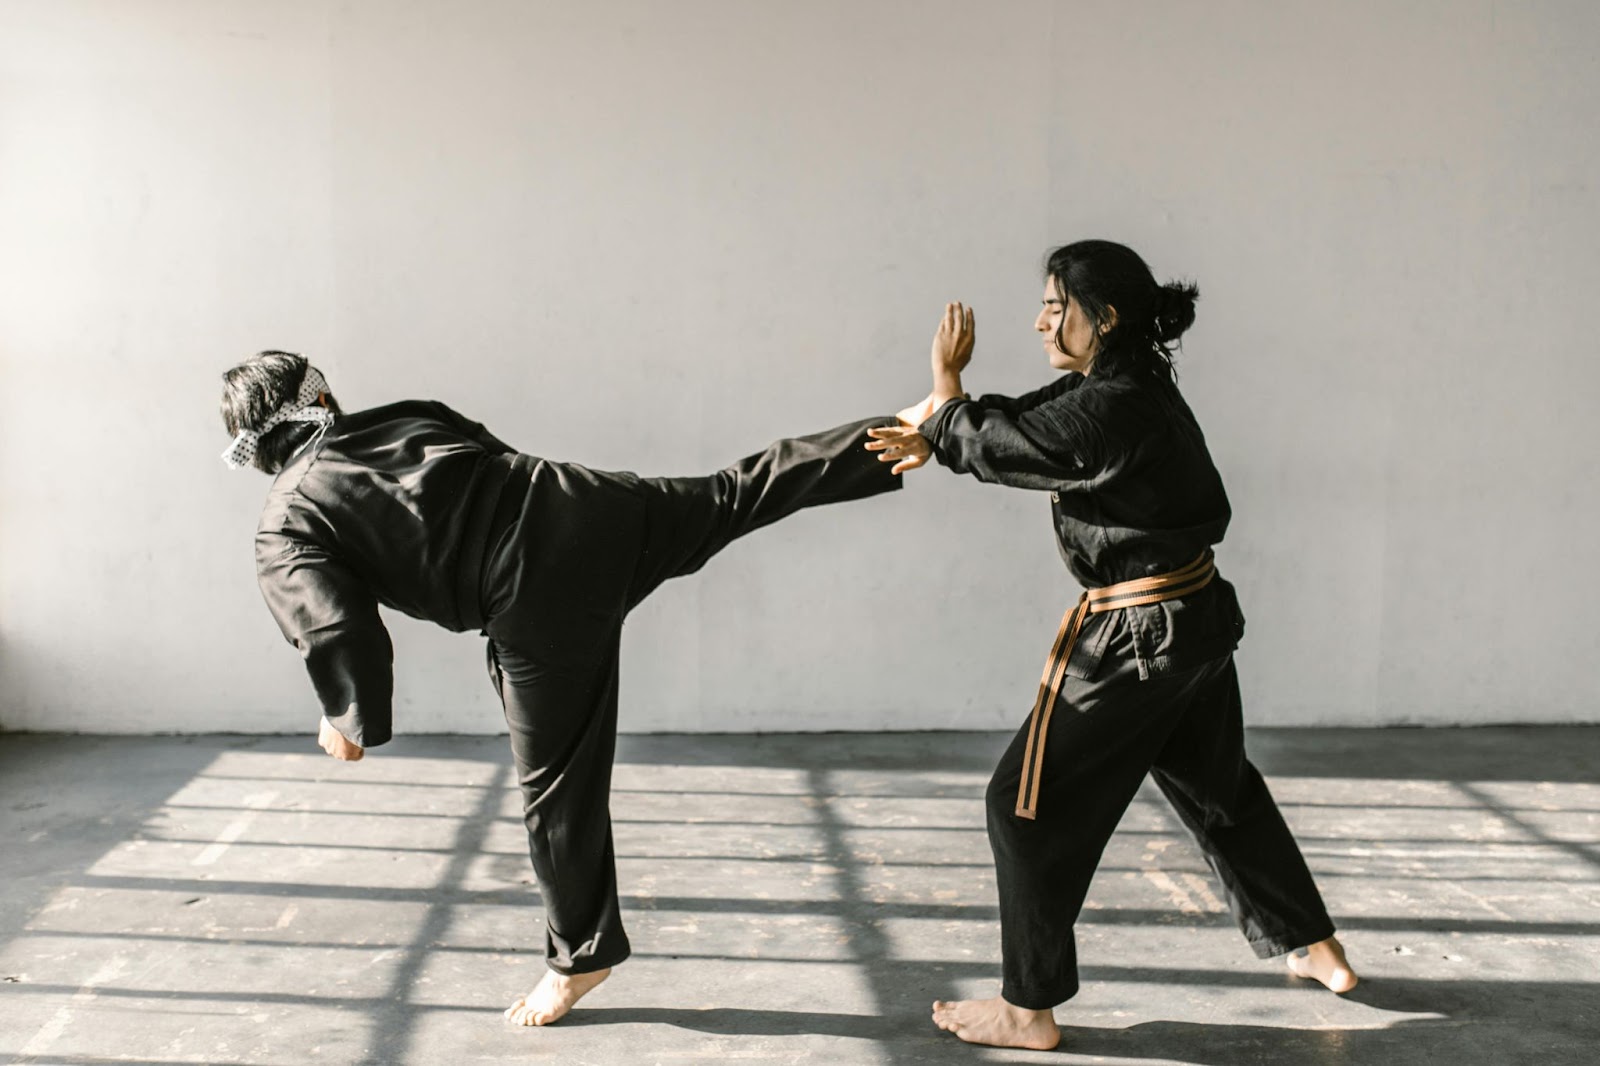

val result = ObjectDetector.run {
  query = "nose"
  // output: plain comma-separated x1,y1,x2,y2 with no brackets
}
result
1035,307,1051,332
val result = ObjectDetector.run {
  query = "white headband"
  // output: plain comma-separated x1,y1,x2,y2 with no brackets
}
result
220,366,334,470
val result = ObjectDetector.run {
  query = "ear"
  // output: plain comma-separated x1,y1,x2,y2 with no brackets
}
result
1099,306,1119,335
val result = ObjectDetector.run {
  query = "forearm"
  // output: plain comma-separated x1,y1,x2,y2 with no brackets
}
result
932,367,966,407
970,374,1084,417
920,399,1090,490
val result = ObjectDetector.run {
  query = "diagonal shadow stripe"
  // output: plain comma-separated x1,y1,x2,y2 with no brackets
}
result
361,761,513,1065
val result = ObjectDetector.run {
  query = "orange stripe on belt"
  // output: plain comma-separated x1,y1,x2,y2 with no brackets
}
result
1014,550,1217,820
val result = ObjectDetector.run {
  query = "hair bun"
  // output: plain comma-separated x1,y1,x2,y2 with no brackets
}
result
1153,281,1199,343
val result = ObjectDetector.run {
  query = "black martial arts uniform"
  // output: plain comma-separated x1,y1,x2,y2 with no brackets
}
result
918,371,1334,1010
254,400,901,973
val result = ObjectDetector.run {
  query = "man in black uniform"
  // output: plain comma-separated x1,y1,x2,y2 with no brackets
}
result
221,350,902,1025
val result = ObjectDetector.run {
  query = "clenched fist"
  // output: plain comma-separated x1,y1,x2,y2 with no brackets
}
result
318,716,365,761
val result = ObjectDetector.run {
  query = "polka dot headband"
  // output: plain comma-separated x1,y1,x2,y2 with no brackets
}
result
220,366,335,470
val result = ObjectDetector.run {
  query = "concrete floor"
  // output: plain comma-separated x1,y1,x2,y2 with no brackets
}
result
1,728,1596,1066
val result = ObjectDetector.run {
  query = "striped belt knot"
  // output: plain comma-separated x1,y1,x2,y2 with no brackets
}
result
1014,550,1217,820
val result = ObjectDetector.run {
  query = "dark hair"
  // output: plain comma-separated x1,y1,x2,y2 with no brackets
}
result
1044,239,1198,384
219,350,342,474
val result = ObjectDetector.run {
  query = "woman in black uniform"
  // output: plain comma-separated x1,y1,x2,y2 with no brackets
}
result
867,240,1357,1051
220,351,903,1026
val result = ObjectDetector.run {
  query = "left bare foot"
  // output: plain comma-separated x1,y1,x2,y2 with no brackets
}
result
504,966,611,1026
931,995,1060,1050
1287,936,1359,993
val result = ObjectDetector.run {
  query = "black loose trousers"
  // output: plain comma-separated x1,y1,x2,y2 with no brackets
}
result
919,371,1334,1009
986,626,1334,1008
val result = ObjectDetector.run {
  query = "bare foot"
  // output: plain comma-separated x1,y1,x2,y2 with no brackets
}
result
504,967,611,1026
931,995,1060,1050
1287,936,1359,993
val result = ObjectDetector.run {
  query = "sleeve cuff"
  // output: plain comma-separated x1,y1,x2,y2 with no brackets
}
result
325,705,391,748
917,396,969,452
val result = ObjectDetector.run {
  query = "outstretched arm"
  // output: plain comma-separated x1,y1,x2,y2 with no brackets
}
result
917,387,1108,490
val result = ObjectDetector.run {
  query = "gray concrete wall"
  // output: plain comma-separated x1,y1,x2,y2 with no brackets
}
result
2,0,1595,734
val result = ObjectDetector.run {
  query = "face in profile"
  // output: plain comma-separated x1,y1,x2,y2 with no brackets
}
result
1035,278,1104,374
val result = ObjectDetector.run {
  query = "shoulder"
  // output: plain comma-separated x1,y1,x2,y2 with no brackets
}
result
1051,375,1178,448
1090,373,1176,415
1029,371,1129,420
336,399,450,427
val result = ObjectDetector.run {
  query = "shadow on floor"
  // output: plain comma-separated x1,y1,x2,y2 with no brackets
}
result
556,970,1598,1066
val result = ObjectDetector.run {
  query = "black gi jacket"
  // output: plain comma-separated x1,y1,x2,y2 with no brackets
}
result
254,401,522,748
919,371,1247,682
255,402,898,749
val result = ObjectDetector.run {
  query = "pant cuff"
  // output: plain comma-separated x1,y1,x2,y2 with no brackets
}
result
1001,979,1078,1011
1247,921,1336,959
547,943,631,975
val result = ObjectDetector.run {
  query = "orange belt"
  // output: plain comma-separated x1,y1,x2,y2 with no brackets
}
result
1014,550,1217,820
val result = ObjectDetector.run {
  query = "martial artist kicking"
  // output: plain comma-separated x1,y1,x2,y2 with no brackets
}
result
220,351,902,1025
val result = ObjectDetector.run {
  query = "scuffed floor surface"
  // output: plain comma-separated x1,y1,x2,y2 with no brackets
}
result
2,728,1596,1065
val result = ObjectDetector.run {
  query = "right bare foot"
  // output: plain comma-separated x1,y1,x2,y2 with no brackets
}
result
504,966,611,1026
931,995,1060,1050
1287,936,1359,993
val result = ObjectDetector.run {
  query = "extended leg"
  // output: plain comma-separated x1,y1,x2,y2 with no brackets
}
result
1148,657,1345,975
626,416,898,606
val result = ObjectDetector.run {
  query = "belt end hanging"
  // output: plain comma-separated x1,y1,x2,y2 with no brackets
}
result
1013,805,1037,820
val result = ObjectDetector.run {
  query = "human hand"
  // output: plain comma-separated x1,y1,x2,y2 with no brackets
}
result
931,302,975,376
318,716,365,761
865,425,931,474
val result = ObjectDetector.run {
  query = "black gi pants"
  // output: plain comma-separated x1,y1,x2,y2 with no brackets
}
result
989,620,1335,1010
481,417,897,974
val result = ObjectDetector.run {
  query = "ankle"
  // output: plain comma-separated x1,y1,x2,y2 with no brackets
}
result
999,998,1053,1022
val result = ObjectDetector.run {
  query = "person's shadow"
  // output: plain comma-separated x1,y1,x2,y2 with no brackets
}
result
1054,971,1595,1066
569,975,1598,1065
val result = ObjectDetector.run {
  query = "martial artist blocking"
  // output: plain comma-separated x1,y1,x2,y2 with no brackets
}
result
220,351,901,1025
866,241,1359,1052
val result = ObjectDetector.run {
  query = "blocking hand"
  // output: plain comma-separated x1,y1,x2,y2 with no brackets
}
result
318,716,365,761
865,425,932,474
932,302,975,376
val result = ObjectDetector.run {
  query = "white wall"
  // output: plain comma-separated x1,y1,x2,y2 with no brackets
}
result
2,0,1595,735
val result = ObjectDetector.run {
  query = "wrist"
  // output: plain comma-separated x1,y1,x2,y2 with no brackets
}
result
932,370,965,404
